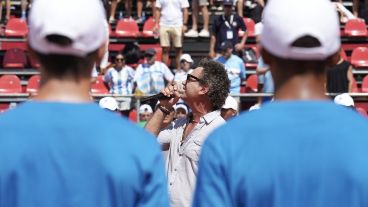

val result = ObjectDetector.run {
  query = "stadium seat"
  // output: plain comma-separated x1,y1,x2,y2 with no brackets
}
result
239,18,255,37
3,48,28,68
0,75,22,93
245,74,258,93
352,77,360,93
344,18,368,37
115,18,140,37
142,17,156,37
90,75,109,94
5,18,28,37
351,47,368,69
361,75,368,92
26,75,41,93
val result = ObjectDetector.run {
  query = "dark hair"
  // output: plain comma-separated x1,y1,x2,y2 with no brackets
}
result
198,59,230,110
273,35,331,76
34,35,99,82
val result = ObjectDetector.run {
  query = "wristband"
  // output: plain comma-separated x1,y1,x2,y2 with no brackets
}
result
158,104,173,115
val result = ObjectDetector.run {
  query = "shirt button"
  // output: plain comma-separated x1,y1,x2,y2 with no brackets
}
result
174,168,177,171
170,182,173,186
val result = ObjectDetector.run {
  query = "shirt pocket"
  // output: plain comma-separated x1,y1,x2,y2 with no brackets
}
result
183,139,203,162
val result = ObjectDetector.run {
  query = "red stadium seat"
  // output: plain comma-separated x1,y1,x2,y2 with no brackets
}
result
26,75,41,93
115,18,140,37
361,75,368,92
5,18,28,37
0,75,22,93
352,77,360,93
3,48,28,69
91,75,109,94
344,18,368,37
245,74,258,93
142,17,156,37
351,47,368,69
239,18,255,37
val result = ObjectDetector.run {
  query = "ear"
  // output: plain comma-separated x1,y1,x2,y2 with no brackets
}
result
199,84,209,95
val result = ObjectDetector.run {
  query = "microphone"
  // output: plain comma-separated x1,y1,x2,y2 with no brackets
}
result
141,92,171,103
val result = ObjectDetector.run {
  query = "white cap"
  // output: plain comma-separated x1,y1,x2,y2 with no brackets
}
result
180,54,194,63
99,97,118,111
28,0,107,57
174,103,189,114
139,104,153,114
222,96,238,111
334,93,355,107
261,0,340,60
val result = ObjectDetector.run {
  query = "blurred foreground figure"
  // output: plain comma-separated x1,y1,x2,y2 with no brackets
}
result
193,0,368,206
0,0,168,206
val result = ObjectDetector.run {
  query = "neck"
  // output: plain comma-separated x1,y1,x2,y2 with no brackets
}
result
34,78,92,103
274,73,328,101
187,100,213,122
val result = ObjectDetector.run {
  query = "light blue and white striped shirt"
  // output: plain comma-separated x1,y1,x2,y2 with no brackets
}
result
104,66,135,94
134,61,174,94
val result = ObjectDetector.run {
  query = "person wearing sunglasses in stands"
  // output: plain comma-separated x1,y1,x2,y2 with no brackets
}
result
145,59,230,207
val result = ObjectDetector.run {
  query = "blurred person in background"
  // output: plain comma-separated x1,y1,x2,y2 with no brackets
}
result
174,53,194,83
215,41,246,94
209,0,247,58
137,104,154,127
174,103,189,119
184,0,210,38
154,0,189,68
221,95,238,120
134,48,174,95
0,0,10,23
326,48,353,93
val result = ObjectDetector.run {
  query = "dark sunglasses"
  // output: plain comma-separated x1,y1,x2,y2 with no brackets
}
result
186,74,203,83
115,58,125,62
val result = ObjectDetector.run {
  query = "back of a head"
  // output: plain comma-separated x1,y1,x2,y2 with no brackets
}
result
28,0,107,80
261,0,340,61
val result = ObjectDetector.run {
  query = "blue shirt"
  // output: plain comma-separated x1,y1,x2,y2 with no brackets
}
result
0,101,169,207
193,101,368,207
215,55,246,93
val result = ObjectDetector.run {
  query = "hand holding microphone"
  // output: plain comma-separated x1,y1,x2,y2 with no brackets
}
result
141,82,184,106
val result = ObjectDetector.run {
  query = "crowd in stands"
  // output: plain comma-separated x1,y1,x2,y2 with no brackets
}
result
0,0,367,117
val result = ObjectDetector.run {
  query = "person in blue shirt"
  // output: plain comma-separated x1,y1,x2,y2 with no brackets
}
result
215,41,246,94
0,0,169,207
193,0,368,206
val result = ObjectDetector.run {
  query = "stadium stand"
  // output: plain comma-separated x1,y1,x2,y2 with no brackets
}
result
344,18,368,37
26,74,40,94
115,18,140,37
90,75,109,94
2,48,27,68
5,18,28,37
351,47,368,69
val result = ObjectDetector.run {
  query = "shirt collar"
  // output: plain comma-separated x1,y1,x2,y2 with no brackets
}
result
188,110,221,125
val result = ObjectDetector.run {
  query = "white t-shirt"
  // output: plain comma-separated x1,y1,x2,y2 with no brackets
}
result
156,0,189,27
